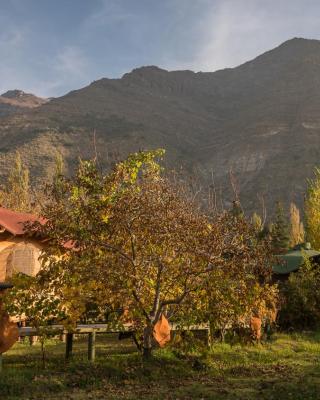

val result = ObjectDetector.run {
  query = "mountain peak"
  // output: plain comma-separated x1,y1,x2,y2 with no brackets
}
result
1,89,29,99
121,66,169,80
0,89,47,110
277,37,320,51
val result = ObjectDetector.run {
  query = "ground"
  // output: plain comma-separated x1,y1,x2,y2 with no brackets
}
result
1,332,320,399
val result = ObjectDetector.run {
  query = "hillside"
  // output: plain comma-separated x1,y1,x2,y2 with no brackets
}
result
0,90,48,117
1,37,320,214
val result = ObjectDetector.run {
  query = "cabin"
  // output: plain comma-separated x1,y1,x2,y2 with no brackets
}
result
0,207,44,281
272,243,320,281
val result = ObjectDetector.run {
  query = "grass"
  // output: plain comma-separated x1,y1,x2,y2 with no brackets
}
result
1,332,320,399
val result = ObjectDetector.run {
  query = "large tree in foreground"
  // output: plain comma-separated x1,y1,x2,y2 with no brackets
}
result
34,150,221,356
14,150,277,356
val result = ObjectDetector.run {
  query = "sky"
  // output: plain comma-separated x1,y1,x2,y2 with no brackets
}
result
1,0,320,97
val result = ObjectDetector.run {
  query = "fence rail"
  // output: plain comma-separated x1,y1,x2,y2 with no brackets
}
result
0,322,210,371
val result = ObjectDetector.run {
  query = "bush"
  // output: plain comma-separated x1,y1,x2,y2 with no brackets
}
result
279,257,320,329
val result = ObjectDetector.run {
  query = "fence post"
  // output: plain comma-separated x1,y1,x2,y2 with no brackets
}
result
206,324,211,348
65,333,73,360
88,332,96,362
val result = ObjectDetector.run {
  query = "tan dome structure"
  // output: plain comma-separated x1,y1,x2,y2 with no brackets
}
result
0,207,45,281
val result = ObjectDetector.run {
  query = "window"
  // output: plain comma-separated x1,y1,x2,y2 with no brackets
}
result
6,244,40,277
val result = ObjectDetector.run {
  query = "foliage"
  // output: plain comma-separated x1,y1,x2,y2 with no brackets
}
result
0,151,32,212
230,200,244,218
4,273,66,327
8,150,278,357
251,212,263,233
3,273,66,366
305,167,320,250
289,202,305,248
271,202,290,253
29,150,219,356
279,255,320,329
195,214,278,338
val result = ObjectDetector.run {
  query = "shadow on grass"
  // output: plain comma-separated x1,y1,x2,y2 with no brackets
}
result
1,332,320,399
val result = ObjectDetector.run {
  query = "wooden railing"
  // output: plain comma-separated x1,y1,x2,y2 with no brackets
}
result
0,322,210,371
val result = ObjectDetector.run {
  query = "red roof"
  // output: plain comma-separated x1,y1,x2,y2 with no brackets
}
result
0,207,44,235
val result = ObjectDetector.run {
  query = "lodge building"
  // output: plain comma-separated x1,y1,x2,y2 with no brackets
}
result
0,207,44,281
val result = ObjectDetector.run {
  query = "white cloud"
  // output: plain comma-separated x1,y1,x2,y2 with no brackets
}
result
54,46,89,79
180,1,269,72
31,46,92,96
84,0,136,29
166,0,320,73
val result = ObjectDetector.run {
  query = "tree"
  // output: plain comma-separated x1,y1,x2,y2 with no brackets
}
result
196,214,278,340
0,151,32,212
271,202,290,253
32,150,221,357
279,256,320,329
230,199,244,218
252,212,263,234
305,168,320,250
15,150,278,356
3,273,66,367
289,202,305,247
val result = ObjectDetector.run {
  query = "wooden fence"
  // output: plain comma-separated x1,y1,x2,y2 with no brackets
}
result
0,322,210,371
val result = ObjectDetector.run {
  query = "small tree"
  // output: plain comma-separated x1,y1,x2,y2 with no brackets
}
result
271,202,290,253
230,199,244,218
252,212,263,234
0,151,32,212
305,168,320,250
279,256,320,329
198,214,278,340
3,273,66,367
289,202,305,247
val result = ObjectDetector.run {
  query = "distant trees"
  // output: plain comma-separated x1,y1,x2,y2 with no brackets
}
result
289,202,305,248
251,212,263,233
0,151,32,212
305,168,320,250
0,150,65,213
271,202,290,253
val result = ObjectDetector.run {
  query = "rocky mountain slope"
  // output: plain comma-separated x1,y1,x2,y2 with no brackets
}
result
0,90,48,117
1,37,320,214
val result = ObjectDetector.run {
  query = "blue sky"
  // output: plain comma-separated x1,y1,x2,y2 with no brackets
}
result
1,0,320,97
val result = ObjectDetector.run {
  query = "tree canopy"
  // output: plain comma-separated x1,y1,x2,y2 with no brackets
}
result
4,150,278,356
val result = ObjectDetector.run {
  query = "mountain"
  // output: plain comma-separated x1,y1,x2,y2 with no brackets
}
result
0,90,48,117
1,37,320,215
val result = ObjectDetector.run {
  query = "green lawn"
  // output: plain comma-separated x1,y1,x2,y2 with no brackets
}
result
1,332,320,399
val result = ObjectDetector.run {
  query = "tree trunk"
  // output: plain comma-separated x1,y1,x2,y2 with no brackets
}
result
220,327,226,342
143,324,153,359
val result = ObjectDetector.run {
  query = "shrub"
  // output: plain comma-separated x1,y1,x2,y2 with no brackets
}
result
279,256,320,329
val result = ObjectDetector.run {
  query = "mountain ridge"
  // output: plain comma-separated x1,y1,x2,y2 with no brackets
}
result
1,37,320,215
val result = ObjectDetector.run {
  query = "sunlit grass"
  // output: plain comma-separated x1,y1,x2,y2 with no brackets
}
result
1,332,320,399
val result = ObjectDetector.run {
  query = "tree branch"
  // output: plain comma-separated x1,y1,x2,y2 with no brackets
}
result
132,290,150,322
151,261,164,320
